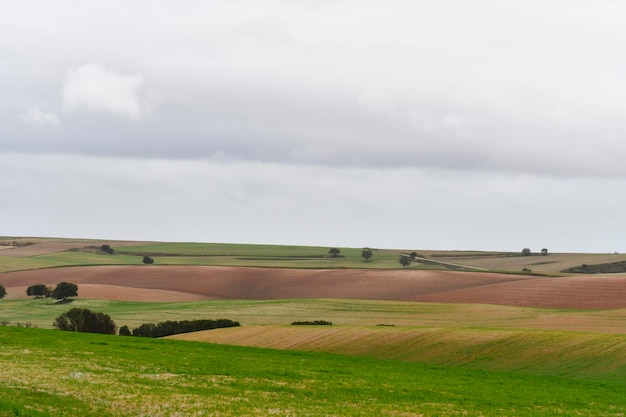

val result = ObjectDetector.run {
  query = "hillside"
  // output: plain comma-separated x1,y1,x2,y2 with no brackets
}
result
3,238,626,309
4,265,626,309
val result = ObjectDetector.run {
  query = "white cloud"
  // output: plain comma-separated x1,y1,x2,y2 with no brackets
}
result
19,107,60,127
62,64,154,120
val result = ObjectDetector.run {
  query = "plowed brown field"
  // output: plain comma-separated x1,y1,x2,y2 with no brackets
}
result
3,265,626,309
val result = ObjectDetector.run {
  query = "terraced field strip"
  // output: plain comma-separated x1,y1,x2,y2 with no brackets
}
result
170,325,626,379
420,250,626,273
4,298,626,333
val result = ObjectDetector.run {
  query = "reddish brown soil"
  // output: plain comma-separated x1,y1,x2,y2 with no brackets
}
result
3,266,626,309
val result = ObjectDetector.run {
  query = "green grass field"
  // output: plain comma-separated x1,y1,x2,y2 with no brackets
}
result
1,326,626,417
4,238,626,415
3,297,626,332
4,297,626,380
0,242,406,272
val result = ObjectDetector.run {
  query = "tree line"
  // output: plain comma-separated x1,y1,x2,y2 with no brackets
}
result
120,319,240,338
0,282,78,301
26,282,78,300
53,308,240,337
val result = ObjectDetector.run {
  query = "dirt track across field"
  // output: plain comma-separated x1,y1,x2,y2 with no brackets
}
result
3,266,626,309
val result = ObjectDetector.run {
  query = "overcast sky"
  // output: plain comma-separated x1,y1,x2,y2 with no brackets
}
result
2,0,626,252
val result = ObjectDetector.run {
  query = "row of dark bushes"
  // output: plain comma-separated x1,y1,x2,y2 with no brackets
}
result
291,320,333,326
120,319,240,338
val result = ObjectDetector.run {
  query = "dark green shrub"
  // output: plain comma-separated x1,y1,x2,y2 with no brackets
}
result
101,244,114,254
51,282,78,301
118,325,131,336
399,255,411,268
53,308,116,334
291,320,333,326
26,284,50,298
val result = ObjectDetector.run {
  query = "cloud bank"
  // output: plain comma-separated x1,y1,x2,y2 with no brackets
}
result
1,1,626,177
2,1,626,251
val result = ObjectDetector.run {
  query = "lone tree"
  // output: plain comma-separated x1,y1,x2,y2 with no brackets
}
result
409,252,418,260
0,284,6,299
521,248,532,256
26,284,50,298
399,255,411,268
541,248,548,256
53,308,116,334
142,255,154,264
361,248,373,262
328,248,341,258
51,282,78,301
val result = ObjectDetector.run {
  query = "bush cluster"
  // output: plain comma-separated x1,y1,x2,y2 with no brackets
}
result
26,284,51,298
291,320,333,326
53,308,116,334
101,244,114,254
127,319,240,338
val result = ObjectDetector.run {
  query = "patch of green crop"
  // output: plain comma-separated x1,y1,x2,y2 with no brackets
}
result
4,298,626,334
35,252,144,266
0,298,526,329
118,242,336,256
0,256,68,273
117,243,404,269
1,242,409,271
0,250,143,273
1,326,625,416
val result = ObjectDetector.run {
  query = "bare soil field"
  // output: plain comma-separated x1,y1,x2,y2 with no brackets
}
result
3,265,626,309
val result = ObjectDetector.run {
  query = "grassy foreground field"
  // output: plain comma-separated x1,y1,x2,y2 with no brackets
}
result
4,297,626,378
2,326,626,417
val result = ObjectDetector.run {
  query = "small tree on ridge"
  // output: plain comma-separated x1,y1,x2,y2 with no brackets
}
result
399,256,411,268
328,248,341,258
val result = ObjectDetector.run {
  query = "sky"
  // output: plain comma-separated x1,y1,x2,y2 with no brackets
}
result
2,0,626,252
